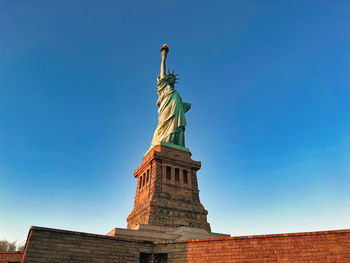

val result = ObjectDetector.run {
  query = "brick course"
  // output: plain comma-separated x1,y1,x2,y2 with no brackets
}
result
0,251,23,263
154,229,350,262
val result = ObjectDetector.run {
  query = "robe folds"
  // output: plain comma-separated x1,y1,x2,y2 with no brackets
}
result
151,75,190,147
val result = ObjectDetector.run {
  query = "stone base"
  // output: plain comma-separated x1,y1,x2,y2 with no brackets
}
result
107,224,230,242
127,145,211,231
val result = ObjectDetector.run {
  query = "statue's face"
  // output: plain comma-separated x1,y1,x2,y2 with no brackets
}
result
167,75,176,85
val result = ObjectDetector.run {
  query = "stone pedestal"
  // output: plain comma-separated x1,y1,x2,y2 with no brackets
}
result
127,144,211,231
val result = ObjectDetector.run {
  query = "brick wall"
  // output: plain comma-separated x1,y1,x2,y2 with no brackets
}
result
153,242,187,262
19,227,350,262
154,229,350,262
22,226,153,263
0,251,23,263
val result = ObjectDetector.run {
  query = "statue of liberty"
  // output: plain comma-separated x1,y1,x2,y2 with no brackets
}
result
150,44,191,150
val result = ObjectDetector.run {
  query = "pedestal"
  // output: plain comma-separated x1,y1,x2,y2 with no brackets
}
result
127,144,211,231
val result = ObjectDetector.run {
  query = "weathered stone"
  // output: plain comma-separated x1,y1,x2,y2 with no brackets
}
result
127,145,211,231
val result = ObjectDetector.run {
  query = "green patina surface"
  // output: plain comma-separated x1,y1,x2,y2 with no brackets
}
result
160,142,190,152
149,44,191,152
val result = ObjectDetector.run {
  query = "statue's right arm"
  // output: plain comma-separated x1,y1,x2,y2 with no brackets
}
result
160,52,167,79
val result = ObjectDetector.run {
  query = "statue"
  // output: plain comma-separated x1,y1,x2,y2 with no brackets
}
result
150,44,191,150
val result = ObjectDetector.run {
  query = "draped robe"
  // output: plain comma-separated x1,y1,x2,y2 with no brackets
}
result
150,74,190,148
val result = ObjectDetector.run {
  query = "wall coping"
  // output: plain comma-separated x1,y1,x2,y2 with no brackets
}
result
27,226,350,245
154,228,350,244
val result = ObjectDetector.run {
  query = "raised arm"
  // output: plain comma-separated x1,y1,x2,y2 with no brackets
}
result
160,44,169,79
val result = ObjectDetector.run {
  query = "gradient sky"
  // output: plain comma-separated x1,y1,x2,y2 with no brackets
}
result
1,1,349,245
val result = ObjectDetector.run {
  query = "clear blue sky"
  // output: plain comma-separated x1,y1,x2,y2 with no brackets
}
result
1,1,349,244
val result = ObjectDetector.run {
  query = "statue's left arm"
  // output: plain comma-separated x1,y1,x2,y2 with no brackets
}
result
183,102,191,113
